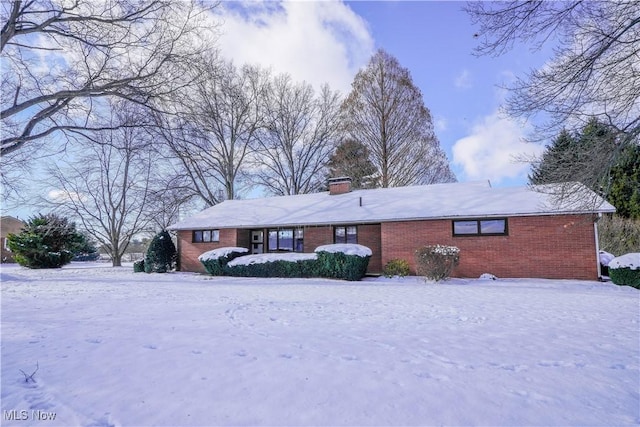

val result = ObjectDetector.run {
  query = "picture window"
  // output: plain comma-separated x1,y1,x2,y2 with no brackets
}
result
453,219,508,236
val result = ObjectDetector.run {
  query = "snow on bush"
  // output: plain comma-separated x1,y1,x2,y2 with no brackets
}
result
315,245,372,281
199,247,249,276
198,247,249,262
227,253,317,267
608,253,640,270
479,273,497,280
415,245,460,282
314,244,372,257
608,253,640,289
599,250,615,267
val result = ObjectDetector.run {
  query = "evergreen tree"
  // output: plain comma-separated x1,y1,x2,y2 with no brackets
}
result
327,139,378,189
530,118,638,218
608,145,640,219
7,213,82,268
144,230,177,273
529,129,576,184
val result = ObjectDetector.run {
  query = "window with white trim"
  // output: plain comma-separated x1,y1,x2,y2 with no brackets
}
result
192,229,220,243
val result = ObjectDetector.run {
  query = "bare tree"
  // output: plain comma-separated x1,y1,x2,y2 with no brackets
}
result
45,104,156,266
154,59,268,206
466,1,639,202
341,49,456,188
254,74,342,195
1,0,218,157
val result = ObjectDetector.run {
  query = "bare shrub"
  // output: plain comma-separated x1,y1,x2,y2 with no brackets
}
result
598,215,640,256
415,245,460,282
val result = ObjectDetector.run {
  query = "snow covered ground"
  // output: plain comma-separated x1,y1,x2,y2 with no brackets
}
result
1,263,638,427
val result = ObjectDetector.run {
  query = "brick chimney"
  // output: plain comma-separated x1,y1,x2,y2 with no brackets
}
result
328,177,352,195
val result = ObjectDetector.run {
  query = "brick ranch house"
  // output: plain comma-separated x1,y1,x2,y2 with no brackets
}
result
1,215,25,263
168,178,615,280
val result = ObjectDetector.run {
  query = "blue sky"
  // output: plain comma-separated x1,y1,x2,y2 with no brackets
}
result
215,0,553,186
4,1,559,220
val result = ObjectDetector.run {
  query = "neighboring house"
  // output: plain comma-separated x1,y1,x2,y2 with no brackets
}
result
168,178,615,280
1,216,25,263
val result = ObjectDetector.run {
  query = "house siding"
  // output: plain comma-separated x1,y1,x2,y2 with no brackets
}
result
176,214,599,280
1,216,25,263
177,229,240,273
381,214,599,280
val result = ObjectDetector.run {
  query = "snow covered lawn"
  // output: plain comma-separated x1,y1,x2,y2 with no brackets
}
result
1,263,638,426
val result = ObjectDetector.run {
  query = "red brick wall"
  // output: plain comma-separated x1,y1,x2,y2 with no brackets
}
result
303,226,334,252
358,224,382,274
381,214,599,280
177,229,240,273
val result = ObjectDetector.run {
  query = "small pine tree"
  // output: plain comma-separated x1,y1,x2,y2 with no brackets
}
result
144,230,177,273
327,139,378,189
7,213,81,268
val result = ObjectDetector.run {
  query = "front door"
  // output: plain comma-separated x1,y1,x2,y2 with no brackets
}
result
251,230,264,254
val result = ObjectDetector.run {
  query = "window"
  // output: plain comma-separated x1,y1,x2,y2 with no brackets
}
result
334,225,357,244
268,228,304,252
453,219,508,236
192,229,220,243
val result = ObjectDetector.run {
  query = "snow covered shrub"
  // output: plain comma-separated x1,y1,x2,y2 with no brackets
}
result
415,245,460,281
133,260,145,273
608,253,640,289
199,247,249,276
144,230,177,273
225,254,318,278
7,213,81,269
314,244,371,281
599,250,615,276
383,259,410,278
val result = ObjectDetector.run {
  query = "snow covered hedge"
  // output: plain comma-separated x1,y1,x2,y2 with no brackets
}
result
199,247,249,276
199,244,371,281
315,244,371,281
608,253,640,289
226,253,319,279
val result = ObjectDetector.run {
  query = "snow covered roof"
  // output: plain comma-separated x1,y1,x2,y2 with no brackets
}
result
168,181,616,230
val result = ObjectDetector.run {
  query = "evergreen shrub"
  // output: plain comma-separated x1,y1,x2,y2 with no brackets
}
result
383,259,410,277
225,258,318,278
415,245,460,281
315,250,370,281
609,268,640,289
133,260,145,273
608,253,640,289
144,230,177,273
199,247,249,276
7,213,80,269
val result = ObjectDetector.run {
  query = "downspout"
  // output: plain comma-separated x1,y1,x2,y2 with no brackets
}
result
594,213,602,280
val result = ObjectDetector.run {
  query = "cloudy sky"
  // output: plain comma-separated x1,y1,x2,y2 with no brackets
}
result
213,0,551,186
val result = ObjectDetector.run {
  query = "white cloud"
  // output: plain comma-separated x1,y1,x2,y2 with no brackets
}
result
48,189,84,203
454,69,472,89
215,1,374,92
434,116,448,133
452,112,545,185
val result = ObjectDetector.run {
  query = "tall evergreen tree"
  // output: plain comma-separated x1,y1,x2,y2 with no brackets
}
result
608,145,640,219
529,118,638,217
